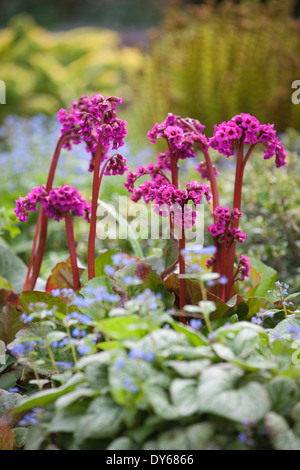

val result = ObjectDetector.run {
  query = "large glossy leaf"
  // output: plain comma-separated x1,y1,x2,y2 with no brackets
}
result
46,259,85,293
80,249,120,285
142,422,215,450
0,289,23,344
245,258,277,298
74,396,124,444
14,373,85,413
265,377,300,417
197,363,271,422
265,412,300,450
0,425,15,450
0,245,27,293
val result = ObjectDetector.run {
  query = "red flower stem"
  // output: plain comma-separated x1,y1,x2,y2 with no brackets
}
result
22,134,73,291
225,141,245,300
88,138,103,280
179,226,187,323
23,209,43,290
169,145,187,321
64,214,81,291
202,148,220,214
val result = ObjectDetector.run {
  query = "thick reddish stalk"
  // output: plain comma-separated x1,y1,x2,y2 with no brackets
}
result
65,214,81,291
202,148,220,214
169,147,187,320
88,139,103,279
179,228,187,323
225,141,245,300
23,134,72,291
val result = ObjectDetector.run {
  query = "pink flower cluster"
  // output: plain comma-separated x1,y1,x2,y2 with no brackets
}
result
235,255,251,281
125,164,211,206
103,153,129,176
209,113,287,167
147,113,208,170
14,185,46,222
14,185,91,223
207,206,245,243
58,94,127,172
195,161,220,180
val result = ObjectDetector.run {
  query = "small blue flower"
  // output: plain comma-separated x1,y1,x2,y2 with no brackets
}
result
104,265,116,276
190,319,203,330
56,361,74,370
145,351,156,362
219,275,228,285
51,289,61,297
123,379,132,389
115,358,125,370
238,432,248,444
130,385,139,394
129,349,145,359
77,345,92,356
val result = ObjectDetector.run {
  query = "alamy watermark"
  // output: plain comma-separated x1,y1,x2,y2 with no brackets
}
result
0,340,5,364
291,80,300,104
0,80,6,104
96,197,205,246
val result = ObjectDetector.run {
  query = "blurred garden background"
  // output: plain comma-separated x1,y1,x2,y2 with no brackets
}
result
0,0,299,292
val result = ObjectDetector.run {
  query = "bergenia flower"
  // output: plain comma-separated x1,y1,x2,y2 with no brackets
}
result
147,113,208,170
103,153,129,176
14,184,91,223
57,94,127,172
235,255,251,282
209,113,287,167
196,161,220,181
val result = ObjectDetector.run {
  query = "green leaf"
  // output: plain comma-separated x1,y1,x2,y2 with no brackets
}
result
84,361,108,391
165,359,211,378
74,396,124,444
98,315,148,341
269,314,300,339
48,401,90,434
80,249,120,285
106,437,135,450
109,358,155,407
143,422,215,450
0,290,24,345
170,378,199,416
245,258,277,298
144,386,179,420
170,320,209,347
0,389,23,418
197,364,271,422
265,377,300,417
128,329,191,356
13,427,28,448
13,373,85,413
18,290,78,316
265,412,300,450
0,245,28,293
0,276,15,291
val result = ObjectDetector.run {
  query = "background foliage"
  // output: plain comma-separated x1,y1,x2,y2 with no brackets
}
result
130,0,300,140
